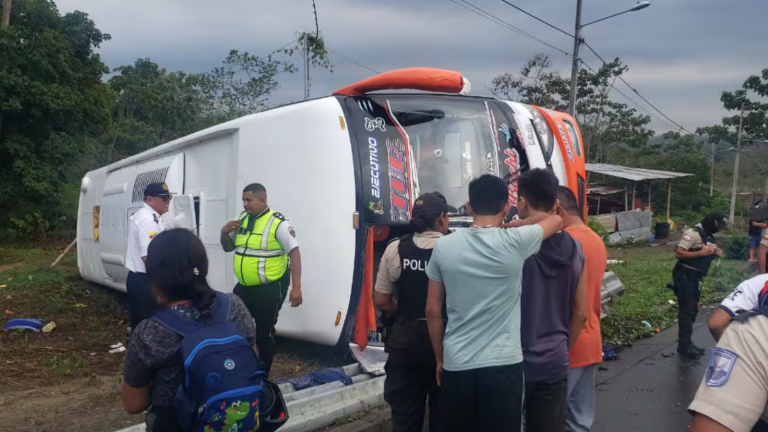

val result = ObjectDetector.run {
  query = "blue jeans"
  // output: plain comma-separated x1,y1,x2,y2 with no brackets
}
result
566,364,598,432
749,235,762,250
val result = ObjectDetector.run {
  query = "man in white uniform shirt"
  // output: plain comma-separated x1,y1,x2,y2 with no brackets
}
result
708,273,768,341
126,182,172,331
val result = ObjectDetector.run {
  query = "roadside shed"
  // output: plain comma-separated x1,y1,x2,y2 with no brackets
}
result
586,163,693,221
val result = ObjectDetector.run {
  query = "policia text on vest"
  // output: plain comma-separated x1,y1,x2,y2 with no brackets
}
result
220,183,303,375
373,192,456,432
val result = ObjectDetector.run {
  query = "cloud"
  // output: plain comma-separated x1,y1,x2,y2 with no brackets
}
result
52,0,768,133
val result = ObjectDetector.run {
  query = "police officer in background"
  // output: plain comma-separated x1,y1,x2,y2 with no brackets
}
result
671,211,727,359
125,182,172,331
220,183,302,375
374,192,455,432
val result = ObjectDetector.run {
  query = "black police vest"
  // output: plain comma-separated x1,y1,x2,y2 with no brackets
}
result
676,227,718,277
396,234,435,320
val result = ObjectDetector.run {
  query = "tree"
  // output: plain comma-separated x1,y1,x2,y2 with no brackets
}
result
105,58,208,162
0,0,113,234
697,68,768,196
489,54,653,164
490,54,564,109
283,31,333,97
197,50,297,121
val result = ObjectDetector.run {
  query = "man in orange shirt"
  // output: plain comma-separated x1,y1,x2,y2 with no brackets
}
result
557,187,608,432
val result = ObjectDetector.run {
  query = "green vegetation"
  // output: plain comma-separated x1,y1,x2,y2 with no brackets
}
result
0,243,328,388
0,0,332,239
601,244,749,346
0,245,128,387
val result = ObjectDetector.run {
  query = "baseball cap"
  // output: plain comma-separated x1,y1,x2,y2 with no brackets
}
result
144,182,174,198
412,192,458,218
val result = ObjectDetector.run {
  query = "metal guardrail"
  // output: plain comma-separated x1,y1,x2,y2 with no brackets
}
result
117,272,626,432
115,364,384,432
601,270,625,319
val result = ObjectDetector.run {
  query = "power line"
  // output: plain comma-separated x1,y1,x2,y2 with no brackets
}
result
268,40,298,56
327,48,381,74
581,42,693,134
445,0,571,57
499,0,574,39
579,60,680,131
312,0,320,37
499,0,692,134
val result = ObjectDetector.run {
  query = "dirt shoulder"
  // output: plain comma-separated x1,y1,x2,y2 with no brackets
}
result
0,244,335,432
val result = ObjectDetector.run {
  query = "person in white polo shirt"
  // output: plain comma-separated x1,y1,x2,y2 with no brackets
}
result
708,273,768,341
126,182,172,332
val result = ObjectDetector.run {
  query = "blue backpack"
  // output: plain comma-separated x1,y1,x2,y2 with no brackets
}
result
153,292,280,432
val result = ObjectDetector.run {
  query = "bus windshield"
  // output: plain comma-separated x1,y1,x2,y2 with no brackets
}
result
347,95,521,223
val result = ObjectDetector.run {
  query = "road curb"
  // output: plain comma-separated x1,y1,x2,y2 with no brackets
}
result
326,406,392,432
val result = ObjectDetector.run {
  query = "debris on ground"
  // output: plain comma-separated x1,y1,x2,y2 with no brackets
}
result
274,367,353,390
109,342,126,354
642,320,652,329
603,345,620,361
3,318,44,332
0,285,6,289
4,310,15,315
42,322,57,333
668,299,676,305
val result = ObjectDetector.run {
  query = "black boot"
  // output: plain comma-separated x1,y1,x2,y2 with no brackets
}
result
692,344,706,355
678,345,702,359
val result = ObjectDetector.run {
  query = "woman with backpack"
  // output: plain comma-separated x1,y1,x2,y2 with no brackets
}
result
121,228,286,432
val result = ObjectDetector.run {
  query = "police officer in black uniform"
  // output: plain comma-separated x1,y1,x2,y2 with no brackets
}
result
671,211,728,359
373,192,455,432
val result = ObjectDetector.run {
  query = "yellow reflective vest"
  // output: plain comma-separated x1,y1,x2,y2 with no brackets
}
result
233,209,288,286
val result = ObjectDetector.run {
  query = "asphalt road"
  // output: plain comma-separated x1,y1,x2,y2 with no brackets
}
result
593,310,716,431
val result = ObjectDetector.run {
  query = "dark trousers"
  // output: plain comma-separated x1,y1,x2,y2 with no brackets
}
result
524,378,568,432
440,363,524,432
384,358,440,432
127,271,159,331
234,273,290,375
672,269,702,349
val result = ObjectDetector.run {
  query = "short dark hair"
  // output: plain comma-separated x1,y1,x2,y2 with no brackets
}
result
557,186,579,215
518,168,558,212
469,175,509,216
243,183,266,196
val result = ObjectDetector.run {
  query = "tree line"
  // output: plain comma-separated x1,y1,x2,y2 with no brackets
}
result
489,54,768,224
0,0,330,236
0,0,765,237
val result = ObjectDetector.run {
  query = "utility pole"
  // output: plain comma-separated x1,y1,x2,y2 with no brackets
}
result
710,141,715,197
729,103,745,223
567,0,583,117
303,33,310,100
1,0,11,27
0,0,11,145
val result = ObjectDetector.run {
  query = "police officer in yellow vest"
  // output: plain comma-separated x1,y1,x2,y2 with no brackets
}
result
220,183,302,375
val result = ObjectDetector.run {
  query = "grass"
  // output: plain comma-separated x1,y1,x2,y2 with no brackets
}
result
601,243,749,346
0,245,129,388
0,243,333,391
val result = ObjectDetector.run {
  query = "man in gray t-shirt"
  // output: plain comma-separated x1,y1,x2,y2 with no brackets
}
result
425,174,563,432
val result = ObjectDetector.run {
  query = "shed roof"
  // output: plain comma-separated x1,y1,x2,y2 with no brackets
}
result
586,163,692,182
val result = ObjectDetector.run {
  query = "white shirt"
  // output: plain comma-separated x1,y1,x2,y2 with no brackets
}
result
275,220,300,253
126,204,166,273
719,273,768,317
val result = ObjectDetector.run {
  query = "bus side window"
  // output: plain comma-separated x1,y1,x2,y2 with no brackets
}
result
564,120,582,158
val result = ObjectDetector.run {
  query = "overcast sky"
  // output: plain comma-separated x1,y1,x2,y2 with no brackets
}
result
55,0,768,133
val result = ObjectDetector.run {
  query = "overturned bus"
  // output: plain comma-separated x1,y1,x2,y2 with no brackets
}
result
76,68,587,348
